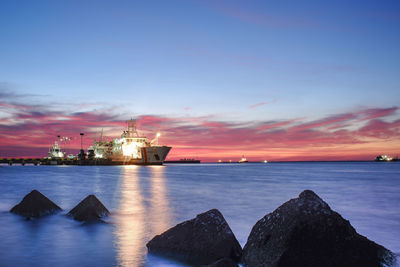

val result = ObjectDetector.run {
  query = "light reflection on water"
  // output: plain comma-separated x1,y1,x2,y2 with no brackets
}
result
114,166,172,267
0,163,399,266
148,166,172,236
114,166,146,266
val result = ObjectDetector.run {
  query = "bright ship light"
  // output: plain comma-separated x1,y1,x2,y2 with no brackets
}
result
122,142,140,158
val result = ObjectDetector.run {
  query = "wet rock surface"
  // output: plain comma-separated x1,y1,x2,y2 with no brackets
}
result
68,195,110,222
10,189,61,219
242,190,395,267
147,209,242,266
205,257,238,267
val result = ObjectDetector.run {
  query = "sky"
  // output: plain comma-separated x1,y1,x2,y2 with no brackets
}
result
0,0,399,161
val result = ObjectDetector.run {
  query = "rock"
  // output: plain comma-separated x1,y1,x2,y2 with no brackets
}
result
10,189,61,218
146,209,242,265
205,257,238,267
68,195,110,222
242,190,395,267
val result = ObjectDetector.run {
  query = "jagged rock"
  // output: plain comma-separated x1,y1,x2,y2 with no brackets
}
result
242,190,395,267
146,209,242,266
68,195,110,222
205,258,238,267
10,189,61,218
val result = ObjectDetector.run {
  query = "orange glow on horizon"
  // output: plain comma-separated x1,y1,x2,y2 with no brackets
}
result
0,107,399,162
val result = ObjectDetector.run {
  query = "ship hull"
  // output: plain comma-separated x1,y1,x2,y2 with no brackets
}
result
105,146,172,165
142,146,171,164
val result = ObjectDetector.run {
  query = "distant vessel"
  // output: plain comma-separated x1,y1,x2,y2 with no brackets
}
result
47,141,64,159
238,155,248,163
91,119,171,165
165,158,201,164
375,155,398,162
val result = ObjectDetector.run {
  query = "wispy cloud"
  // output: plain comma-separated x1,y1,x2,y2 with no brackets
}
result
205,1,320,29
248,102,267,109
248,100,276,109
0,94,399,161
0,82,49,100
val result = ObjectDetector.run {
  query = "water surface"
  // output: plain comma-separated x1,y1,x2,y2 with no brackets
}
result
0,162,399,266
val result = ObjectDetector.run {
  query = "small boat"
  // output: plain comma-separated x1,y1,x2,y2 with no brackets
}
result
238,155,248,163
47,141,65,165
47,141,64,160
375,155,398,162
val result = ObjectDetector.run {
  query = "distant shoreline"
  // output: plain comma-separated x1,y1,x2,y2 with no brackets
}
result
2,159,399,166
169,160,393,164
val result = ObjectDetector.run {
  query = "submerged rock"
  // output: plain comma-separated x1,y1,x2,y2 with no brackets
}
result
242,190,395,267
10,189,61,219
146,209,242,266
68,195,110,222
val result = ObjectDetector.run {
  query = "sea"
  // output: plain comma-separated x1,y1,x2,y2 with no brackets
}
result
0,162,399,267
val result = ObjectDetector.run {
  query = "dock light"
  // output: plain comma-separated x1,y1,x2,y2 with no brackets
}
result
151,132,162,146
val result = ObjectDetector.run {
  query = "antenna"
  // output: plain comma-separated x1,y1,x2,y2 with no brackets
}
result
80,133,84,150
126,119,139,137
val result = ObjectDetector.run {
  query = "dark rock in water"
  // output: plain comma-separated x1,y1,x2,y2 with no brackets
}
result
242,190,395,267
146,209,242,266
205,257,238,267
68,195,110,222
10,189,61,218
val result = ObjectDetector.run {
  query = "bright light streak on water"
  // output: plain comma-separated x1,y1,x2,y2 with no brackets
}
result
0,162,399,266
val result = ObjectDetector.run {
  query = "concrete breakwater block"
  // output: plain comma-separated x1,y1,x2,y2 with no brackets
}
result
147,209,242,266
242,190,395,267
205,257,238,267
10,189,61,219
68,195,110,222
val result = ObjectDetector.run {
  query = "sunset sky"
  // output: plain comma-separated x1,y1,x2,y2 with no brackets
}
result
1,0,399,161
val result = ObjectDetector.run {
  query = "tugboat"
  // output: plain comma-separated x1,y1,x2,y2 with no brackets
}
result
238,155,248,163
47,141,65,165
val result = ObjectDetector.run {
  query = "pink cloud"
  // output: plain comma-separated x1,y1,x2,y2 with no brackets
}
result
358,107,398,121
0,99,399,161
248,102,269,109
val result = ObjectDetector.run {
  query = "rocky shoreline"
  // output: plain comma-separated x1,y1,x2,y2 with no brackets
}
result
10,190,109,222
146,190,395,267
10,189,396,266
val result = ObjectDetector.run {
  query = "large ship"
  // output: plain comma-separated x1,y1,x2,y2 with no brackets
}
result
90,119,171,165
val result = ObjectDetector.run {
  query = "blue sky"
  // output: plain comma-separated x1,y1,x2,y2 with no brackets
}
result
0,0,399,160
1,0,399,119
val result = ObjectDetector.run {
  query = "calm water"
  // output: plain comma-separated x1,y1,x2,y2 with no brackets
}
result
0,162,399,266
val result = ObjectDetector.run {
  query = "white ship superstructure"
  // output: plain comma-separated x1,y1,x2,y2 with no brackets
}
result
93,119,171,165
238,155,248,163
48,141,64,159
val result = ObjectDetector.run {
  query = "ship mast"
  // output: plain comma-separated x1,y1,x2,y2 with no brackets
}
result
126,119,139,138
